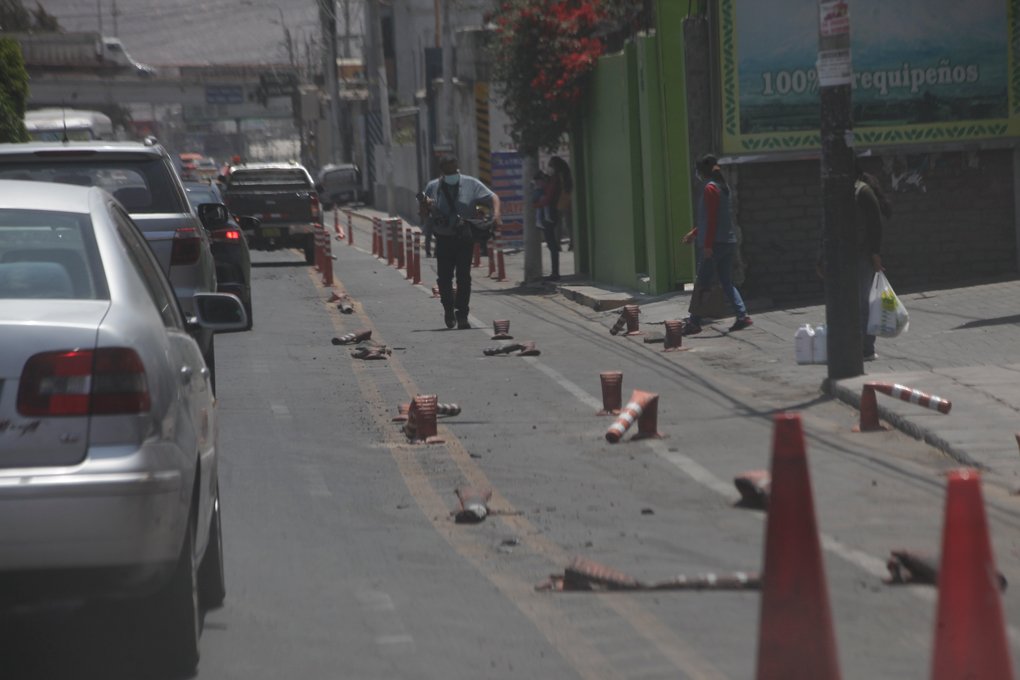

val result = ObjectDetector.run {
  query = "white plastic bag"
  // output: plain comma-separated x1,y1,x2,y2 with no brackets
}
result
866,272,909,338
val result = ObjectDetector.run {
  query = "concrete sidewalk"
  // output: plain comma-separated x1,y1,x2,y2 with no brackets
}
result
559,275,1020,488
339,207,1020,487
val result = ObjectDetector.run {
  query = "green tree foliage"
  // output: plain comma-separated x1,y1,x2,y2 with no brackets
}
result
0,37,30,142
489,0,646,154
0,0,60,32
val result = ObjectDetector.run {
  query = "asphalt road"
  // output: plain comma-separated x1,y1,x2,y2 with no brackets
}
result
5,241,1020,679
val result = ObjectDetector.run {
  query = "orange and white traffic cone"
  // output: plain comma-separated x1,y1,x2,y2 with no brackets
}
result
605,389,660,443
597,371,623,416
930,469,1014,680
331,329,372,345
734,470,771,510
454,487,492,523
491,320,513,340
755,413,841,680
404,394,444,444
663,319,687,352
622,304,642,336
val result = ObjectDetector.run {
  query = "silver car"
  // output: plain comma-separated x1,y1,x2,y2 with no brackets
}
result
0,180,246,673
0,141,221,389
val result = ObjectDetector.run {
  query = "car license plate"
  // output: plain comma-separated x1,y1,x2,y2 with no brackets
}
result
261,227,280,237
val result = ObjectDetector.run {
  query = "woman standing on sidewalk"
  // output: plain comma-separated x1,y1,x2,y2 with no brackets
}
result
682,154,752,335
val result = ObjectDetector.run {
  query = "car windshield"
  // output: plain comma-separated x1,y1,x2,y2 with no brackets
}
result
0,158,185,214
0,209,107,300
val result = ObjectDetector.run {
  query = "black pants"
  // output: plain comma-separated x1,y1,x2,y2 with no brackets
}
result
436,234,475,318
543,213,560,277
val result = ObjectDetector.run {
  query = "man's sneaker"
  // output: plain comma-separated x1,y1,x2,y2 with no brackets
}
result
444,307,456,329
681,321,702,336
457,316,471,330
729,316,753,332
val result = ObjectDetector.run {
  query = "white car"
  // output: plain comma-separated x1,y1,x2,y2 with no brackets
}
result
0,180,246,673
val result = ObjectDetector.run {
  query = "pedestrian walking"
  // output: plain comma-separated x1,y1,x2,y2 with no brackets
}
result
551,156,574,251
534,155,572,280
682,154,752,335
854,162,890,360
420,155,501,329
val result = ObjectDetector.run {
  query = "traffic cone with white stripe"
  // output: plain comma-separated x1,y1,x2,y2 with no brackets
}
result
491,320,513,340
605,389,661,443
663,319,687,352
331,329,372,345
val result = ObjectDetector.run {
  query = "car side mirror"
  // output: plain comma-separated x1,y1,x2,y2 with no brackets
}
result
237,215,260,230
190,292,248,332
197,202,229,229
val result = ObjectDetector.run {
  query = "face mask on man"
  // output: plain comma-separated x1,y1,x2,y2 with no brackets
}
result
443,173,460,186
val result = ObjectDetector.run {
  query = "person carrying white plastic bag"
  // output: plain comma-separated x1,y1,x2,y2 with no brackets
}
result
867,271,909,338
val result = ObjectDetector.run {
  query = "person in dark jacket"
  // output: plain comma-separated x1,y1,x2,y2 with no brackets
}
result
420,155,501,329
854,165,886,360
682,154,752,334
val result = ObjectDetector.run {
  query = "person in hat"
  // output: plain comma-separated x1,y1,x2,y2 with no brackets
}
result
419,155,501,329
681,153,752,335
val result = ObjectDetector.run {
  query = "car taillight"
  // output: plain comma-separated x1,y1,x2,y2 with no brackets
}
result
310,192,321,220
223,229,240,240
17,348,150,416
171,227,202,265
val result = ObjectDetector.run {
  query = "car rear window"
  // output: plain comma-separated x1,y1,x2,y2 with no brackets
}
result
0,158,187,214
228,169,310,188
0,209,108,300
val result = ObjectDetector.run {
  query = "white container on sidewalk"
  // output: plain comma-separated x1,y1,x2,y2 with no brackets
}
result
795,324,815,364
812,324,827,364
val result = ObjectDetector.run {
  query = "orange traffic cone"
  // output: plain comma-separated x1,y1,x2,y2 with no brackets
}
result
597,371,623,416
331,329,372,345
404,394,443,444
854,383,887,432
930,469,1014,680
755,413,841,680
491,320,513,340
663,319,687,352
622,304,643,336
605,389,661,443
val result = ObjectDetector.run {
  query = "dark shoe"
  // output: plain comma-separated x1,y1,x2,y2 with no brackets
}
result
444,307,456,329
457,316,471,330
729,316,753,332
863,352,878,361
542,274,560,282
681,322,702,336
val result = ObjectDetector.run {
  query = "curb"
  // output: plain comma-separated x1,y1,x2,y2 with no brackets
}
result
558,285,633,312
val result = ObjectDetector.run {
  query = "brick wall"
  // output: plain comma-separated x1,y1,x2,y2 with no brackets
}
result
732,149,1017,307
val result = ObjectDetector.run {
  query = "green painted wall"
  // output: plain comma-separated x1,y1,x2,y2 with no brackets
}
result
575,5,696,294
582,48,643,289
656,0,696,286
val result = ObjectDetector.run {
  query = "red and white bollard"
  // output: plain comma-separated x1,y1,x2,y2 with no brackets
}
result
605,389,662,442
412,230,422,285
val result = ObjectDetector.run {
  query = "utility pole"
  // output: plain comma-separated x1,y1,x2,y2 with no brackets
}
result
97,0,103,35
367,0,395,216
817,0,861,380
112,0,119,36
319,0,340,165
440,0,456,155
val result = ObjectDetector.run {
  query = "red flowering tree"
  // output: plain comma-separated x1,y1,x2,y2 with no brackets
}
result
490,0,610,154
488,0,645,280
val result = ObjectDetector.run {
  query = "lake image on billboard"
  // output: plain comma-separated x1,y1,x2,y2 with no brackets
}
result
733,0,1008,134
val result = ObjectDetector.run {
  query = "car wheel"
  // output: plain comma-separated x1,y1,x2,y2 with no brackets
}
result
198,489,226,609
149,517,201,675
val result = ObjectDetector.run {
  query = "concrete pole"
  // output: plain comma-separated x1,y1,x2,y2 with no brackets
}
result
440,0,456,154
817,0,861,379
368,0,395,216
522,154,542,283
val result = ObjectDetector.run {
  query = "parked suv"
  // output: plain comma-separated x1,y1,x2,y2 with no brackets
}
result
0,141,220,387
221,162,321,264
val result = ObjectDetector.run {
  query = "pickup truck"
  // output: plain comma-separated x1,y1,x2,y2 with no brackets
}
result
221,162,322,264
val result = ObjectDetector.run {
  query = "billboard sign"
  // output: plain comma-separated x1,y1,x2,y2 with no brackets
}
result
720,0,1018,152
491,151,524,251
